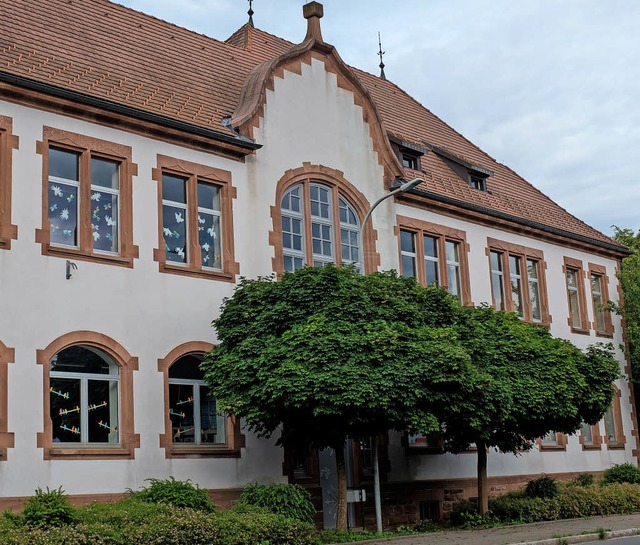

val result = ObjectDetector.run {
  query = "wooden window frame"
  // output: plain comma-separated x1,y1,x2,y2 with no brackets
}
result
563,257,590,335
158,342,245,458
270,164,380,275
604,385,627,450
486,238,551,325
35,127,138,267
0,341,15,460
0,116,18,249
579,421,602,451
152,155,238,282
36,331,140,460
396,216,472,304
588,263,614,337
537,432,567,451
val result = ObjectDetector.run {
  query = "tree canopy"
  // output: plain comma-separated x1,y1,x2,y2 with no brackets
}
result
203,265,621,526
441,305,620,514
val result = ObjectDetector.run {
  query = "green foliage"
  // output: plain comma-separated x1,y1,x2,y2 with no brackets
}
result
236,482,315,523
571,473,595,487
130,477,216,512
525,476,560,499
611,226,640,382
21,487,77,527
602,463,640,485
488,483,640,523
0,497,316,545
317,529,409,543
203,266,476,450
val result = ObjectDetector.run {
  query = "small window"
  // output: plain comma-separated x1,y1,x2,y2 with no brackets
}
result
154,155,237,281
402,153,419,170
37,128,137,266
603,388,625,449
50,346,119,445
488,240,550,324
398,218,471,304
564,257,589,333
469,175,486,191
538,431,566,450
588,264,613,336
169,355,226,446
0,116,18,250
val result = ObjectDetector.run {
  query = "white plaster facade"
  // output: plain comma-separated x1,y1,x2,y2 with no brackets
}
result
0,9,636,523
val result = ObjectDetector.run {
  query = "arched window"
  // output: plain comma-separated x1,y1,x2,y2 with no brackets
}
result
168,355,226,445
281,182,361,272
37,331,139,459
50,346,119,445
158,342,244,458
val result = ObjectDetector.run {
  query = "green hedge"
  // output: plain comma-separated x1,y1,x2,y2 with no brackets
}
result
0,498,317,545
489,483,640,523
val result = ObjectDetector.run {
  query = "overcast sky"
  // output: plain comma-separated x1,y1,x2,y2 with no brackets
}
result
117,0,640,237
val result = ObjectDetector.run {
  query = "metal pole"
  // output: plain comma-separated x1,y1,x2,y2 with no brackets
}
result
372,437,383,533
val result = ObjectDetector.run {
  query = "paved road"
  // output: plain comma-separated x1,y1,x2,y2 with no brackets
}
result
584,539,640,545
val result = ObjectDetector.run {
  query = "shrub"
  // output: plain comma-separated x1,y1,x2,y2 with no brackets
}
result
571,473,595,487
603,463,640,485
236,482,315,523
525,476,559,499
130,478,216,512
22,487,77,527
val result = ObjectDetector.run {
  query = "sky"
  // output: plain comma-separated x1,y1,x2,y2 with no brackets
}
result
116,0,640,237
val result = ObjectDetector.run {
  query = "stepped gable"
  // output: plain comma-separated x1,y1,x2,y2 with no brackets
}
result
0,0,624,252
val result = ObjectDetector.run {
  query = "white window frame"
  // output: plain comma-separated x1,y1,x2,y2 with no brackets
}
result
162,173,189,266
196,180,223,271
90,156,121,256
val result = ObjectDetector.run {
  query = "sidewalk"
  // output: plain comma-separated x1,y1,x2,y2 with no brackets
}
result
349,513,640,545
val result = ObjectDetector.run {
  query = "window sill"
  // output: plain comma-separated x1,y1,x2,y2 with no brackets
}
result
45,445,135,459
581,444,602,451
38,240,137,269
594,331,614,339
158,261,235,282
168,445,241,458
569,326,591,336
539,444,566,451
606,444,626,450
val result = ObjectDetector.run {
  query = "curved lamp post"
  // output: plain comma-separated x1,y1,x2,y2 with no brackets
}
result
358,176,423,533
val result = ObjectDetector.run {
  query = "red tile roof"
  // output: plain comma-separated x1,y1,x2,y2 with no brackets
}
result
0,0,624,253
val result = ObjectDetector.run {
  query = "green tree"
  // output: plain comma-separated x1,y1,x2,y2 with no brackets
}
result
202,265,476,531
611,226,640,382
442,305,620,516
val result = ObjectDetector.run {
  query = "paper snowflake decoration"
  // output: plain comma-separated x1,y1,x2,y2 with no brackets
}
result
51,185,63,197
202,242,210,253
49,204,58,212
198,215,205,225
60,208,69,220
163,227,173,238
175,212,184,224
93,231,101,241
175,247,185,259
105,216,116,227
91,192,102,202
207,227,217,239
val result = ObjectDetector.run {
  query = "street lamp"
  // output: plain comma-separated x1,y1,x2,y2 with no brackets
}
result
358,176,423,533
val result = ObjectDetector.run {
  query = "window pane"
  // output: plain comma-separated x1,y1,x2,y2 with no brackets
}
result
50,148,79,181
200,385,226,444
49,182,78,247
91,192,118,253
162,174,187,204
541,431,558,445
51,377,81,444
197,182,220,211
400,230,415,253
581,422,593,445
88,379,118,444
569,289,582,328
445,241,459,263
163,204,187,264
490,252,505,311
567,269,579,288
402,255,416,279
527,260,542,322
509,255,523,316
448,264,461,299
423,236,438,258
199,212,222,269
170,383,195,444
591,274,606,332
604,406,617,444
51,346,113,375
169,355,204,380
91,157,119,190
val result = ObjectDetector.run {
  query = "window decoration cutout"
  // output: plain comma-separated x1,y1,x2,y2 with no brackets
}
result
281,183,361,272
169,355,226,446
50,345,119,445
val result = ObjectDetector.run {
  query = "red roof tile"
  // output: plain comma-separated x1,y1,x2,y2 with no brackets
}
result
0,0,623,252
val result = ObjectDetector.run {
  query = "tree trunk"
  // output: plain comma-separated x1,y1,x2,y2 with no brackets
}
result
477,441,489,516
335,443,348,532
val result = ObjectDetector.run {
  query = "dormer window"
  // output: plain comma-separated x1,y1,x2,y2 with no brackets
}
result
402,153,419,170
469,174,487,192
